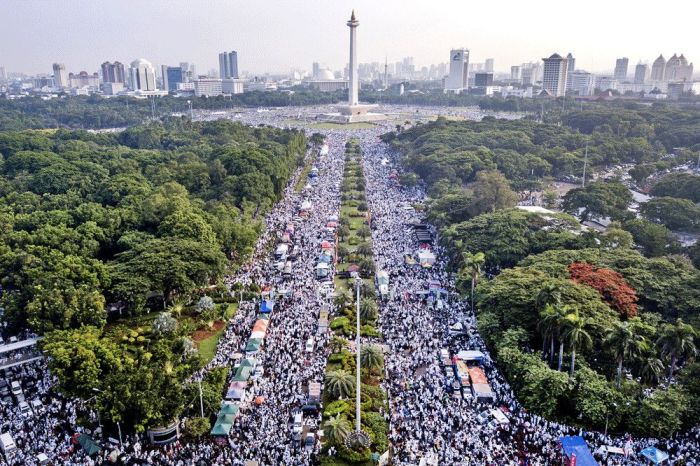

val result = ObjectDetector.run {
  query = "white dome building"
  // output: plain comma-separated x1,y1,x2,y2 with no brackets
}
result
317,69,335,80
129,58,156,91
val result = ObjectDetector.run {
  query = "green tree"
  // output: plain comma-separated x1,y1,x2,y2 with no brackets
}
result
325,370,356,399
562,310,594,381
562,181,633,222
468,170,517,215
657,318,697,382
357,225,371,240
329,336,348,354
604,321,645,388
538,303,570,369
360,345,384,376
458,251,485,311
640,197,700,231
40,326,123,399
359,298,378,323
323,414,351,445
337,225,350,242
184,417,211,438
622,218,680,257
356,242,373,257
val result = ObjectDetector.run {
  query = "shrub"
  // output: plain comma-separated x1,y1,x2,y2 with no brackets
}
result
324,399,351,417
183,417,210,438
196,296,215,314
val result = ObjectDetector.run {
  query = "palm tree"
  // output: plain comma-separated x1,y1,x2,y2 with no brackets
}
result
325,370,356,399
359,298,378,323
459,251,485,311
168,298,186,318
562,310,593,382
329,336,348,354
361,345,384,376
657,318,697,383
334,290,352,310
337,225,350,242
323,414,351,445
356,242,373,257
639,354,665,386
604,322,646,389
536,281,562,309
538,303,569,367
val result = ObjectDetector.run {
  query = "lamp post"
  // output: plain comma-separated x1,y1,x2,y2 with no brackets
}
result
344,276,370,450
604,402,617,437
355,276,361,433
87,388,103,438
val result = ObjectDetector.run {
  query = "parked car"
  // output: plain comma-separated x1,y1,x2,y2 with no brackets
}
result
304,432,316,451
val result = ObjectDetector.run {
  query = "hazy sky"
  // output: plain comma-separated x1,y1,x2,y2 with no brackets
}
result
2,0,698,76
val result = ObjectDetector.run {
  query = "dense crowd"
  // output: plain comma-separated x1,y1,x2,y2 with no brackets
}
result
1,106,699,465
359,130,700,466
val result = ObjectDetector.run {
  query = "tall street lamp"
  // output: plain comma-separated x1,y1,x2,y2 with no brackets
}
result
345,276,370,450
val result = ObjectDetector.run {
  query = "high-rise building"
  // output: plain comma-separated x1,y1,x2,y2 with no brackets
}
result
614,57,629,82
180,62,196,82
101,61,125,83
566,53,575,73
484,58,494,73
541,53,568,96
312,62,320,78
568,70,595,96
219,51,239,79
596,76,618,91
194,78,223,97
665,53,694,81
161,65,184,92
128,59,156,91
445,48,469,92
52,63,68,88
474,72,493,87
510,66,521,81
68,71,100,88
0,66,6,83
520,62,542,86
634,63,649,84
651,55,666,81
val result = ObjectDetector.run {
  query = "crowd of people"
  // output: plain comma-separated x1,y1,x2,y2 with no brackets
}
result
1,107,699,465
359,129,700,466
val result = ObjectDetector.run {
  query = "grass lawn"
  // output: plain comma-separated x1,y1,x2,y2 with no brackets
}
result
295,153,317,192
196,323,227,363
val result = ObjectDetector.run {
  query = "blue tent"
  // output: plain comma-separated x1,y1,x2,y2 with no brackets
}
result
259,300,274,313
640,447,669,464
560,436,598,466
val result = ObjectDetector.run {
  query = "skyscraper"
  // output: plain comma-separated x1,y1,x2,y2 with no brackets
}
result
510,66,521,81
0,66,6,83
634,63,649,84
665,54,694,81
161,65,184,92
445,48,469,92
651,55,666,81
219,51,239,79
541,53,568,96
484,58,494,73
614,57,629,81
128,59,156,91
566,53,575,73
312,62,320,79
52,63,68,88
101,61,125,83
568,70,594,96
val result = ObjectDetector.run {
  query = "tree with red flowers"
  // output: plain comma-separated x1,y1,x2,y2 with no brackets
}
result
568,262,638,318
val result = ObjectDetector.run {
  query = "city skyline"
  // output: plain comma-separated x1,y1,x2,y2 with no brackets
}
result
1,0,698,76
